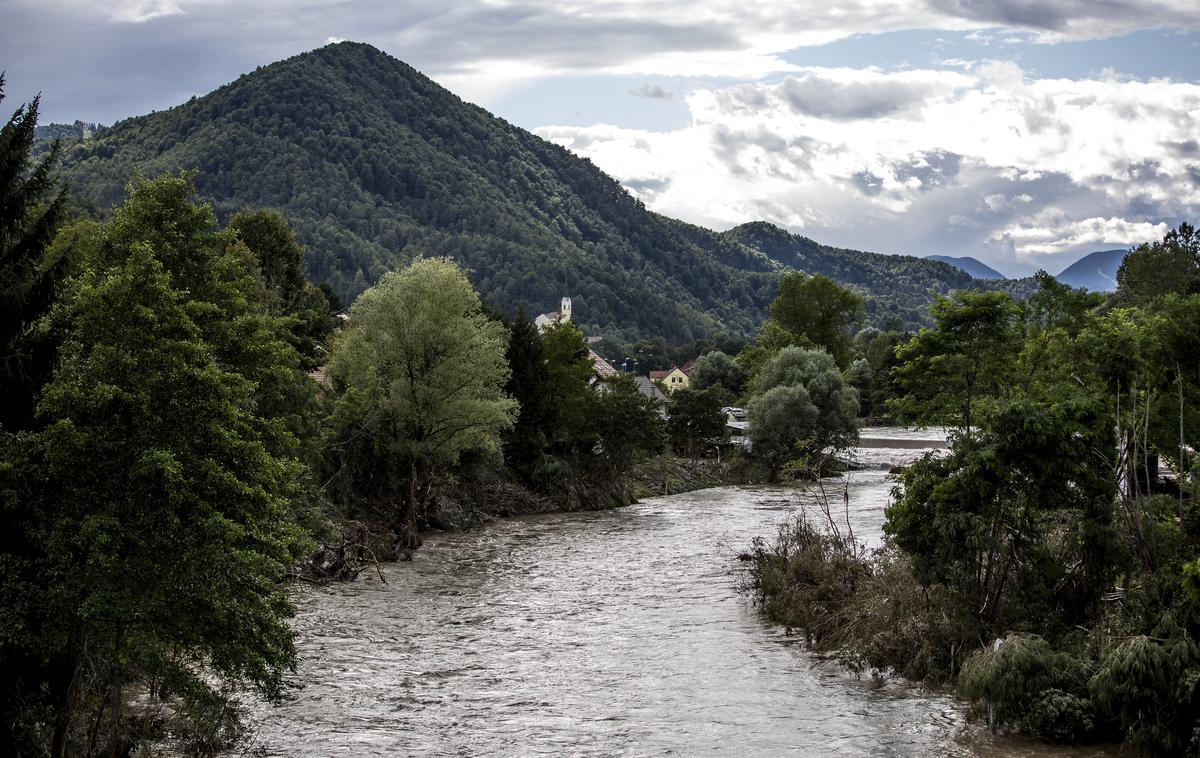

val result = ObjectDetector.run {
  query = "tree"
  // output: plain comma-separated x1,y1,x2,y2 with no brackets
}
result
852,327,909,417
99,175,319,461
0,76,67,430
502,307,553,480
325,258,516,546
666,386,726,455
689,350,746,398
587,374,667,474
769,272,864,370
747,347,858,478
539,320,596,449
29,246,305,754
887,398,1116,639
1116,223,1200,304
891,290,1023,437
227,209,337,364
2,173,318,755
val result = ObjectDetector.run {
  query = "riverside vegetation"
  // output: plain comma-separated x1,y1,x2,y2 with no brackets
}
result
0,80,668,756
748,226,1200,755
5,60,1194,756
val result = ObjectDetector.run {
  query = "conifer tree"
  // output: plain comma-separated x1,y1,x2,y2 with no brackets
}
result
0,75,67,430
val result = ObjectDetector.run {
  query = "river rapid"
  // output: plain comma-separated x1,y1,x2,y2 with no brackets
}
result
240,433,1112,757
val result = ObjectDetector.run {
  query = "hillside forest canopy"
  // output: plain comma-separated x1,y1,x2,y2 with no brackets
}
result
48,41,1027,343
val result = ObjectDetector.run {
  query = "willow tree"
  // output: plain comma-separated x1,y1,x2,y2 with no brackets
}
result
325,258,516,547
747,346,858,478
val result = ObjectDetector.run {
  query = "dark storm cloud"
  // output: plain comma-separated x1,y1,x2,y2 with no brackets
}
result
1165,139,1200,158
778,74,936,120
851,170,885,196
927,0,1181,31
1,0,739,124
893,150,962,190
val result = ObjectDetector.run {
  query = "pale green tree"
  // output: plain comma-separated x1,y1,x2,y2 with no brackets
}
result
326,258,516,546
747,346,858,478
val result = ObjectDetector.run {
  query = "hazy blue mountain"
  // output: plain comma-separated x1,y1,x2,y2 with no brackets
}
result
1055,249,1127,292
925,255,1006,280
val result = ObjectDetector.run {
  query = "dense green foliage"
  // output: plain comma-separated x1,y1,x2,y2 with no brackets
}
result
746,347,859,478
848,327,907,418
890,290,1023,435
54,43,1022,342
500,319,667,502
768,272,864,369
1116,222,1200,304
666,387,727,455
688,350,746,398
1,175,313,755
750,225,1200,755
1,78,67,430
226,208,338,364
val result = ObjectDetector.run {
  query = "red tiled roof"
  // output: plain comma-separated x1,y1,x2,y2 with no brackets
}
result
649,370,671,380
680,359,697,375
589,350,618,379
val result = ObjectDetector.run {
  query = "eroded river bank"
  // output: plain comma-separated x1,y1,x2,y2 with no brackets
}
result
240,436,1113,756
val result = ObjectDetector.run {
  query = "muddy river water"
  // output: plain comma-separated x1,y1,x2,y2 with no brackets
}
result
240,432,1112,756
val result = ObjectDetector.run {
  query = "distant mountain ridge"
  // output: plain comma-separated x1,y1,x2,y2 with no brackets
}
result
57,42,995,340
1054,249,1127,292
722,222,976,325
925,255,1006,280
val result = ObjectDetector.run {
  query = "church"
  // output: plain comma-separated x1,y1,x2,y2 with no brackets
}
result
534,296,572,332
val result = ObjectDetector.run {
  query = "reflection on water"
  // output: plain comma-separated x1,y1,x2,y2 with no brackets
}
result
239,436,1112,757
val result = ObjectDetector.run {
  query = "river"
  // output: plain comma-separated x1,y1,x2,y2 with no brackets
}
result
239,434,1112,756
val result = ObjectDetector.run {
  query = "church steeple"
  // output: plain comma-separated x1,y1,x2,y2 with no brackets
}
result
561,295,572,322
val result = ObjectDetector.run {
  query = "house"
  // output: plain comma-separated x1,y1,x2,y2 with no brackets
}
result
680,358,697,376
650,366,689,392
633,376,669,418
589,349,619,384
535,296,572,332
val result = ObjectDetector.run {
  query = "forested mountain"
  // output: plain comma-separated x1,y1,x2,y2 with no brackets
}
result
721,221,979,326
58,42,998,340
925,254,1006,280
1055,248,1127,291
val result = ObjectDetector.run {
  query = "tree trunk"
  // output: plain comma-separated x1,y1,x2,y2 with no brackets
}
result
50,643,82,758
108,626,123,758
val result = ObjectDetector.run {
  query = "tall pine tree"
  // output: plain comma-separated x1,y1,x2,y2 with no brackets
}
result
0,75,67,430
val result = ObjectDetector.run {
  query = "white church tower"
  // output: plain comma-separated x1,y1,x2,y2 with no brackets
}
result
560,295,572,323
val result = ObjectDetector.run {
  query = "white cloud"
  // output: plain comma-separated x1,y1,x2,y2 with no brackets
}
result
536,64,1200,272
109,0,184,23
994,211,1169,257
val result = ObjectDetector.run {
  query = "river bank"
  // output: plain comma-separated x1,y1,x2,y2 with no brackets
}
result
247,433,1114,756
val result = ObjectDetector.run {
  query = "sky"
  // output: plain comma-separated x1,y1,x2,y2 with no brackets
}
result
4,1,1200,276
